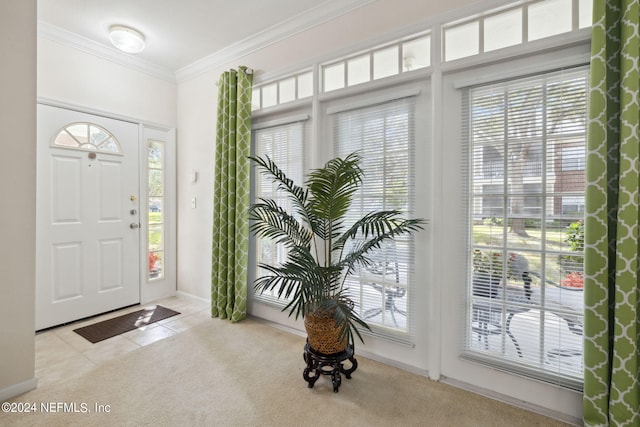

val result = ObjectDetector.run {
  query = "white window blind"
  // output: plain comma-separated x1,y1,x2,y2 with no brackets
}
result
252,119,306,305
333,97,417,344
464,67,587,388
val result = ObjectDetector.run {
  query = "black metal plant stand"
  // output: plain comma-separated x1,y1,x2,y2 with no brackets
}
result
303,342,358,392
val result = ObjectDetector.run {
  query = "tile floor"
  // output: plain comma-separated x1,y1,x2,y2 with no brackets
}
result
35,296,210,388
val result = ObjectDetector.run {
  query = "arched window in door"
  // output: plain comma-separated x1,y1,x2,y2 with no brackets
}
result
52,122,122,154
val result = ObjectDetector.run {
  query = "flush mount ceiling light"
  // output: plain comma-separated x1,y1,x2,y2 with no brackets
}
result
109,25,145,53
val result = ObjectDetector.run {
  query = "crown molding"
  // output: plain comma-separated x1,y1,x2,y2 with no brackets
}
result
175,0,378,83
37,21,176,83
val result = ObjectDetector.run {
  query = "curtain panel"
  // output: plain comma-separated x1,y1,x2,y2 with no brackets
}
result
584,1,640,425
211,66,253,322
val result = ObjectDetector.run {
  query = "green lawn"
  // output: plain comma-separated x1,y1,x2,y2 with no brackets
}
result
148,212,163,250
472,223,582,286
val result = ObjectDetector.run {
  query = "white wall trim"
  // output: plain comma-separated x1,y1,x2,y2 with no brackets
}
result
174,0,378,83
37,97,173,131
452,51,590,89
176,290,210,305
0,378,38,402
37,21,176,83
325,87,422,114
252,114,310,130
441,376,583,426
249,314,430,377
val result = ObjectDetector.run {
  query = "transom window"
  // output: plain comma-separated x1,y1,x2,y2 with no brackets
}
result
443,0,592,62
53,122,122,154
252,71,313,111
321,34,430,93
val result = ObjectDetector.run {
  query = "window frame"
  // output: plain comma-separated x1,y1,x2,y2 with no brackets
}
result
322,81,428,345
249,111,310,307
461,65,589,389
147,139,166,281
334,99,417,336
249,78,428,346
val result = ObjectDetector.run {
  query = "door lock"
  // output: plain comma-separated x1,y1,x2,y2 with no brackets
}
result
130,223,140,229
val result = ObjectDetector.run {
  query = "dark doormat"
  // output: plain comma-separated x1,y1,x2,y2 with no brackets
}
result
73,305,180,343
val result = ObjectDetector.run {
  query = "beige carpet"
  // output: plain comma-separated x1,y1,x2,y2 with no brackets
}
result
3,317,570,426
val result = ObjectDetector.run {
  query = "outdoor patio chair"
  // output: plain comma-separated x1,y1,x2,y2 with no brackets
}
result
529,271,583,335
527,272,584,366
471,270,532,358
360,247,406,327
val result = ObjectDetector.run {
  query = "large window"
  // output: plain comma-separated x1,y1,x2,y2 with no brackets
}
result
252,119,306,304
250,92,420,343
465,67,587,386
332,96,417,340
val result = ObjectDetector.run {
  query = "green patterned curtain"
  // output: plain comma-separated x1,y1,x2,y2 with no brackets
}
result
584,1,640,425
211,66,253,322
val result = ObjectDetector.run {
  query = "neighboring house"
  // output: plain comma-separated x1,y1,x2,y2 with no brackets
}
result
474,141,585,219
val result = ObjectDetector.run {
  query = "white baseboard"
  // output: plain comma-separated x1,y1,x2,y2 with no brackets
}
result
0,378,38,402
175,290,210,305
441,376,583,426
249,315,306,339
140,290,176,306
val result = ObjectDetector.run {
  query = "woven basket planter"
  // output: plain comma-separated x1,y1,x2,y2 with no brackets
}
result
304,309,347,354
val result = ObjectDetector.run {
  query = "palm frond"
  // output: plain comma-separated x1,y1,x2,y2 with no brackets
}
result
306,153,364,240
335,211,425,249
254,246,329,319
249,198,312,248
250,155,313,227
334,211,424,254
335,214,425,280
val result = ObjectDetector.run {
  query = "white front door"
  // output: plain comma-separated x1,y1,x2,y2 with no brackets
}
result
36,104,141,330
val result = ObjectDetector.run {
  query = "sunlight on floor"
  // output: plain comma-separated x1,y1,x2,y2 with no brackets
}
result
35,296,210,388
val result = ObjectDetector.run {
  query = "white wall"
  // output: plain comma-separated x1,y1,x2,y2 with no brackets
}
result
38,37,177,127
176,0,581,422
175,74,217,298
0,0,38,400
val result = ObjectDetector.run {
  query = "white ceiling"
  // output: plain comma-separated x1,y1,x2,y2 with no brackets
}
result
38,0,375,75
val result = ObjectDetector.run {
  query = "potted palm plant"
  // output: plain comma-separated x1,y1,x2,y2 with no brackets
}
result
250,152,425,353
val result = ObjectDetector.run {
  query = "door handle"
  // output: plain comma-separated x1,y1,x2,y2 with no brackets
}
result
130,223,140,229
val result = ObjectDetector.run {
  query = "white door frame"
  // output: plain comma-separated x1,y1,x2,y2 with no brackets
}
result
37,98,177,311
139,126,177,303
